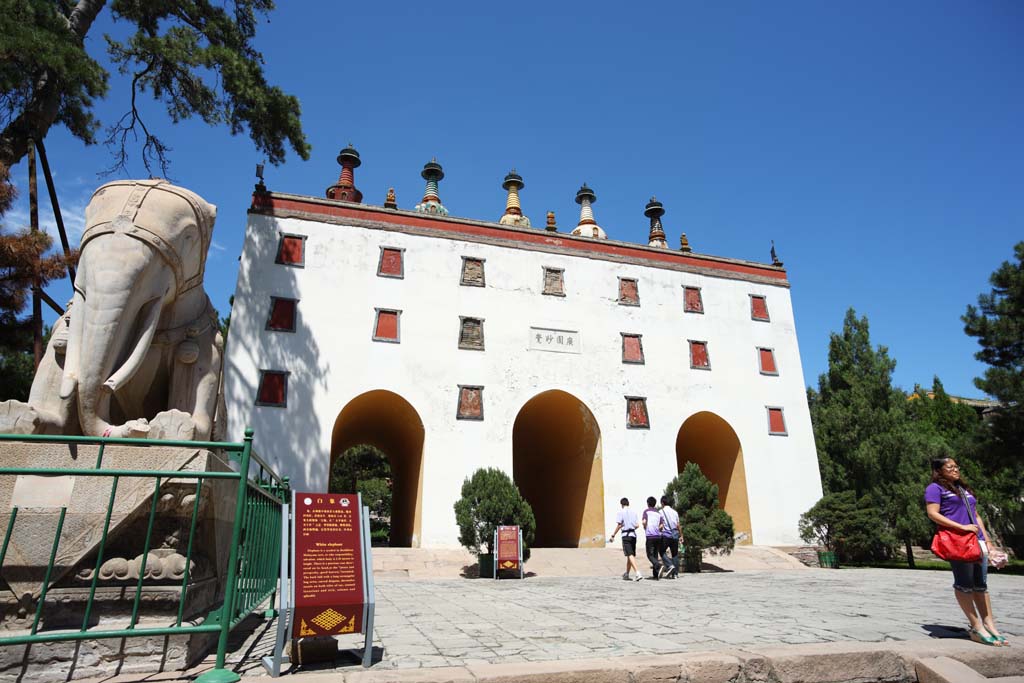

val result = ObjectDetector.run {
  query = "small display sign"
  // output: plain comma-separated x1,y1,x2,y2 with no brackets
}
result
292,492,366,638
496,525,521,573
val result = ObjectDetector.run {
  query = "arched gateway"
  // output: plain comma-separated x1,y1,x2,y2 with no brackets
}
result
512,390,605,547
676,411,753,544
330,390,424,547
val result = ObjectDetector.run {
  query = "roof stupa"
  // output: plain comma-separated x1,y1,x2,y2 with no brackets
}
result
499,170,531,227
325,144,363,202
644,196,667,248
570,183,606,239
414,159,448,215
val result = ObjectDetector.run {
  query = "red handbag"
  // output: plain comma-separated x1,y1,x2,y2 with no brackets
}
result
931,486,983,562
931,528,981,562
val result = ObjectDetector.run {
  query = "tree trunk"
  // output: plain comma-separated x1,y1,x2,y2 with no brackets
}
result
0,0,108,167
904,537,916,569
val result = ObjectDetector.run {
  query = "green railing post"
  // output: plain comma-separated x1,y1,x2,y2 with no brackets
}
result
195,428,253,683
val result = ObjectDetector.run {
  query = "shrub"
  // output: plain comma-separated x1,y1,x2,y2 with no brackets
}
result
799,491,893,563
664,462,735,563
453,468,535,561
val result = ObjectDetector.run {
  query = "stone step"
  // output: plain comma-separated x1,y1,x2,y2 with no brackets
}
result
370,545,806,579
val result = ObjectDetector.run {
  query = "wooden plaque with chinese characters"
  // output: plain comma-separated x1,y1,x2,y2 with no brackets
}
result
292,492,365,638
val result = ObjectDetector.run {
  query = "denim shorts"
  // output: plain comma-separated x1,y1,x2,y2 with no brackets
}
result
949,558,987,593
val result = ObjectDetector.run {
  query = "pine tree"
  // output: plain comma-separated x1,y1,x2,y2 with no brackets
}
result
453,468,535,559
962,241,1024,553
0,0,309,172
664,462,734,571
330,444,393,544
807,310,965,565
809,308,905,497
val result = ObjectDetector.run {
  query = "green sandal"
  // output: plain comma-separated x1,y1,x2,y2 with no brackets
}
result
969,628,999,646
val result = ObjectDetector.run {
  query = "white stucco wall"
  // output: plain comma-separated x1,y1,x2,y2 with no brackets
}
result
225,207,823,547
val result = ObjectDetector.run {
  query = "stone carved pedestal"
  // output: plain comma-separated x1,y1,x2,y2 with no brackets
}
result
0,442,239,681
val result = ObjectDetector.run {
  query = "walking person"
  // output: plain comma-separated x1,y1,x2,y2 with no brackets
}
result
609,497,643,581
659,495,681,578
642,496,663,580
925,458,1009,646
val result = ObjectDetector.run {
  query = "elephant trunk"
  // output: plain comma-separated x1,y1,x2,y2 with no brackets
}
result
70,235,171,437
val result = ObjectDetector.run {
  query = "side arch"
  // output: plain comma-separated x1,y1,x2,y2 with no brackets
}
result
675,411,752,544
512,390,605,547
330,390,424,547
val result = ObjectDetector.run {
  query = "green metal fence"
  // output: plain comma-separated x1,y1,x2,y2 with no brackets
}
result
0,427,288,683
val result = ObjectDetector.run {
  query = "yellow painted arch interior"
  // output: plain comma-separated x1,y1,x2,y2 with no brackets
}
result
512,390,605,548
675,411,753,544
330,390,424,547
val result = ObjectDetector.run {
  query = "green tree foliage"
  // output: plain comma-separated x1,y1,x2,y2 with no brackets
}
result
329,444,392,544
963,241,1024,551
0,0,310,173
453,468,535,559
664,462,734,558
805,309,987,564
799,491,893,563
218,295,233,347
808,308,903,497
1,162,75,400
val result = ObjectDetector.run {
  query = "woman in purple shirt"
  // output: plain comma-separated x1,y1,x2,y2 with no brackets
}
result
924,458,1008,646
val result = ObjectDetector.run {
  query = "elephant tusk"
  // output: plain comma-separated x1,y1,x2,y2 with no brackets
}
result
103,297,162,393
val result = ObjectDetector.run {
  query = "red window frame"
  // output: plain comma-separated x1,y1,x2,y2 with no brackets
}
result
758,347,778,375
621,333,644,364
767,407,787,435
626,396,650,429
276,234,306,266
373,309,401,342
266,297,297,332
457,385,484,420
618,278,639,306
256,370,288,407
683,286,704,313
750,295,770,322
689,340,710,369
378,247,405,278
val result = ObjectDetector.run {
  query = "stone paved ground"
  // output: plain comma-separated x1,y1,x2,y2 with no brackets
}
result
240,567,1023,675
67,566,1024,682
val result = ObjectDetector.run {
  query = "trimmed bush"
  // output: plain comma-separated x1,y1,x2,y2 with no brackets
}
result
664,462,734,571
453,468,536,561
799,491,893,563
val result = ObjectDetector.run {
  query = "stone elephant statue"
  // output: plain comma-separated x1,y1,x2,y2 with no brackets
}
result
0,180,223,440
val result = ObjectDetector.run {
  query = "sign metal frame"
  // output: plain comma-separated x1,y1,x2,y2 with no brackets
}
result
263,491,375,675
492,525,524,579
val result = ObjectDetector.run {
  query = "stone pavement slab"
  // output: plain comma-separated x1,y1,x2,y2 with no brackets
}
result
62,566,1023,682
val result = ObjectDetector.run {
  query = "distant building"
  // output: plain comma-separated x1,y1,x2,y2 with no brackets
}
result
225,149,823,548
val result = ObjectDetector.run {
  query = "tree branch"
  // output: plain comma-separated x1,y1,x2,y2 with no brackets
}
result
0,1,107,167
69,0,107,39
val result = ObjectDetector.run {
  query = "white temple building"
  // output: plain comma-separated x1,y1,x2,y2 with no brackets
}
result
224,151,823,548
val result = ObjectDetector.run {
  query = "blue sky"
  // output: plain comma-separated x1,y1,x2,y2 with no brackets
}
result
5,1,1021,398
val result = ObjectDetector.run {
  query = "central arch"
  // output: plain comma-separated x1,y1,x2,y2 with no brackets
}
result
330,390,424,547
512,390,605,547
675,411,752,544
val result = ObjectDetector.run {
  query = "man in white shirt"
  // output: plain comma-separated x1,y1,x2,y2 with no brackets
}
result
609,497,643,581
659,495,682,578
642,496,664,580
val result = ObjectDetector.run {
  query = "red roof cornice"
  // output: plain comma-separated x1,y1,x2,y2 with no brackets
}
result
250,192,789,285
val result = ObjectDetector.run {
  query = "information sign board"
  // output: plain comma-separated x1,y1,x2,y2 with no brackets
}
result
292,492,366,638
493,525,523,579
